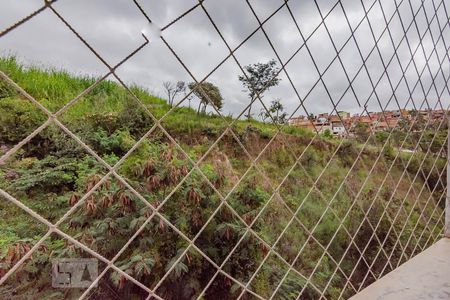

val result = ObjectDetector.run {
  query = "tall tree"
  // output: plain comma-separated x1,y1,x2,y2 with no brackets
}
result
188,82,223,114
163,81,186,106
238,59,281,120
260,99,288,124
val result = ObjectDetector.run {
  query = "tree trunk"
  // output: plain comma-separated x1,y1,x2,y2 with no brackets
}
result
247,103,252,120
197,100,202,114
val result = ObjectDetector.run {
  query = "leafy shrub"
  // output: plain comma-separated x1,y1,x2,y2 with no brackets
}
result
8,156,78,193
383,144,396,161
0,98,46,144
337,140,358,167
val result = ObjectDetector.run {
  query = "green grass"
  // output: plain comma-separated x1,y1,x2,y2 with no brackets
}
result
0,56,168,115
0,55,315,141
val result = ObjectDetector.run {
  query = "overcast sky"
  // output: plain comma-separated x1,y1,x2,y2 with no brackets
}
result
1,0,449,119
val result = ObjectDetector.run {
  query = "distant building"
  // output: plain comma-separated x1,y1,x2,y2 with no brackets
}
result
355,115,372,125
317,117,328,123
337,111,350,119
317,123,332,134
368,112,379,119
329,115,341,123
384,111,394,118
373,121,388,131
419,110,431,118
289,116,307,126
289,117,316,131
386,118,399,128
288,109,447,136
432,110,445,120
332,122,346,136
392,109,409,118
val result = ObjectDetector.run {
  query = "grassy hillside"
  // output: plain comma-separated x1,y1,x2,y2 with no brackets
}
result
0,56,445,299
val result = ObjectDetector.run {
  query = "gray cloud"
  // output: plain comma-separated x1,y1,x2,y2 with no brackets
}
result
0,0,449,119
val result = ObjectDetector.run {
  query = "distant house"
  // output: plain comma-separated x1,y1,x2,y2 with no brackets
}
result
368,112,379,120
289,116,307,126
432,110,445,120
289,109,446,136
386,118,399,128
289,117,316,131
355,115,372,125
328,115,341,123
337,111,350,119
383,111,394,119
317,117,328,123
332,121,346,136
318,113,329,119
374,121,388,131
392,109,409,118
317,123,332,134
419,109,431,118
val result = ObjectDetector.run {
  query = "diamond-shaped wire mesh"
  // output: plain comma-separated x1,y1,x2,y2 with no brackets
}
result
0,0,449,299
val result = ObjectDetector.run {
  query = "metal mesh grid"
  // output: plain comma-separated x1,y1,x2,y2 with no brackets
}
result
0,0,448,299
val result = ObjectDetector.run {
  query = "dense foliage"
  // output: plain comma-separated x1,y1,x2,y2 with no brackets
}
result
0,57,446,299
239,59,281,120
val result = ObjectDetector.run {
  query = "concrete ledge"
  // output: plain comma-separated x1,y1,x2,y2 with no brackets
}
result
350,238,450,300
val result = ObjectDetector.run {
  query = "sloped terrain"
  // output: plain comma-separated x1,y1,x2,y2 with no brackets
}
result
0,57,446,299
